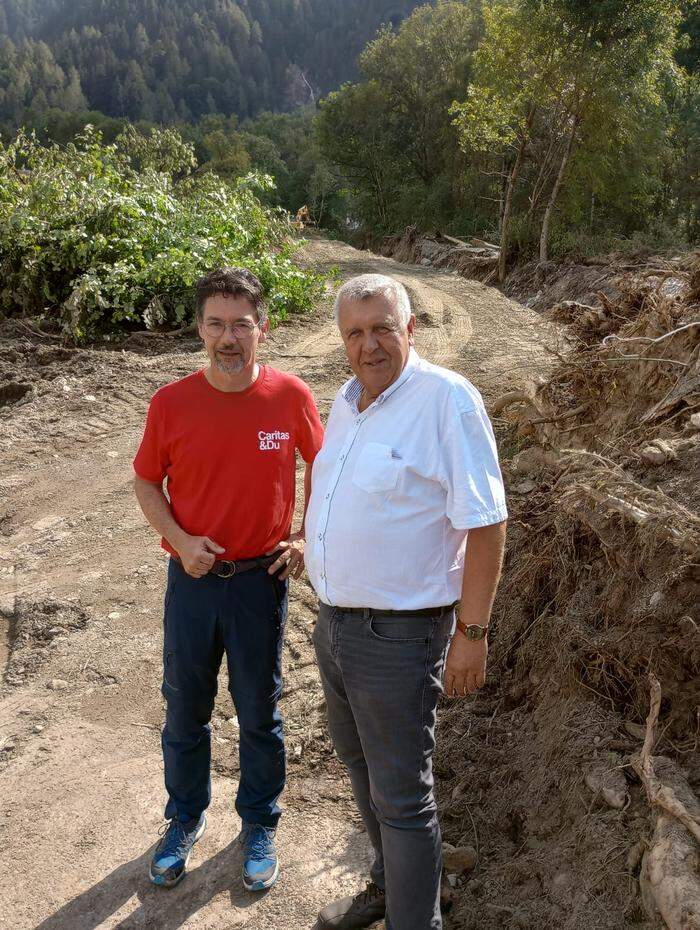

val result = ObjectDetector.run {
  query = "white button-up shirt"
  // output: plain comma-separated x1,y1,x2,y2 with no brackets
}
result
304,350,508,610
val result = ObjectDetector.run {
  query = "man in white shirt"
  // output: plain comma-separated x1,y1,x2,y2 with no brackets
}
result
305,274,508,930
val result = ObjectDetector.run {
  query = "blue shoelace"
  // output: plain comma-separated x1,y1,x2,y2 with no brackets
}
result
157,818,195,860
244,824,276,861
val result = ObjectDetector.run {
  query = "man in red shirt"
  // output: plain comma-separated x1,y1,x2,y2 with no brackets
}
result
133,267,324,892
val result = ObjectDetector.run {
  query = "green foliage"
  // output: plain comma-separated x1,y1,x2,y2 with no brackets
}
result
241,108,347,226
2,0,698,264
450,2,557,154
449,0,688,265
312,0,698,255
317,1,482,234
115,124,197,176
678,0,700,72
0,126,326,340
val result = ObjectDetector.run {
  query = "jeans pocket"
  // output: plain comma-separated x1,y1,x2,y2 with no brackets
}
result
368,614,430,644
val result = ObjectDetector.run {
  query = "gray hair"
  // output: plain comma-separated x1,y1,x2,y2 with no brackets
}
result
333,274,412,326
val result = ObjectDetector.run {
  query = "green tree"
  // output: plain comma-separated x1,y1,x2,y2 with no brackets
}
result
678,0,700,72
662,65,700,239
317,1,482,234
63,67,88,112
116,124,197,175
451,2,558,279
452,0,682,278
0,0,429,128
317,81,398,230
358,2,481,186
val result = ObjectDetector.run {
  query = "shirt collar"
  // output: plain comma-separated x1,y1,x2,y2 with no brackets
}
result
343,349,420,412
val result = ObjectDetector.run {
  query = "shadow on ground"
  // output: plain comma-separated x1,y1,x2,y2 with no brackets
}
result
34,839,258,930
33,826,370,930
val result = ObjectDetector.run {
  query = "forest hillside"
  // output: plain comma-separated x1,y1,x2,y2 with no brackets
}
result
0,0,424,122
1,0,698,267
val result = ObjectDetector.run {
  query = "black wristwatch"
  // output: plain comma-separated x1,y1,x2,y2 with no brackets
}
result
456,617,488,641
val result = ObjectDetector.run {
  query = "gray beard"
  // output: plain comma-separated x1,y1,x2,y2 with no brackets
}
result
214,353,245,374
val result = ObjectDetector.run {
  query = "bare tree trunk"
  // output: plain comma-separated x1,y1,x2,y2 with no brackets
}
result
528,129,564,219
527,147,557,219
528,96,565,218
499,129,529,283
371,166,388,228
539,113,580,263
498,154,507,235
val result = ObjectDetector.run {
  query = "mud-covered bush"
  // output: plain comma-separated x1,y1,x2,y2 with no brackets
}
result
0,126,326,341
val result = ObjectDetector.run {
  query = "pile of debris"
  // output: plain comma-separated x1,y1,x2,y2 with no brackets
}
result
436,254,700,930
505,251,693,316
381,226,500,282
499,254,700,460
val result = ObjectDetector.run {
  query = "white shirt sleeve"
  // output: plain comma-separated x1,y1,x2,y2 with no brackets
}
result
439,392,508,530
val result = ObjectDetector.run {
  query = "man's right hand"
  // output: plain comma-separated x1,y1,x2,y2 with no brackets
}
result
177,535,225,578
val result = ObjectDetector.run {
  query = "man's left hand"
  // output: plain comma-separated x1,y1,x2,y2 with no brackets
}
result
268,532,305,580
444,633,487,698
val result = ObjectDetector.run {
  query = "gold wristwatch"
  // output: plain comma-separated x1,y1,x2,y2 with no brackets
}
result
455,616,488,641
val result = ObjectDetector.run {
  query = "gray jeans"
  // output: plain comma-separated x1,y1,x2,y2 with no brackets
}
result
313,602,454,930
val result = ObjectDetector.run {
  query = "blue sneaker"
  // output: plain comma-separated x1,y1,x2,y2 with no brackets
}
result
239,822,279,891
149,813,206,888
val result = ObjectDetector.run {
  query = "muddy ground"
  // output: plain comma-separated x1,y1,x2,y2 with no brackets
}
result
1,234,678,930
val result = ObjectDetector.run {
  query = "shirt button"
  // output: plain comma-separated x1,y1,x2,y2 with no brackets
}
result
325,493,330,500
318,533,323,540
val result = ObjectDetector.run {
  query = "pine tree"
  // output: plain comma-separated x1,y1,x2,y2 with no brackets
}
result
63,66,88,111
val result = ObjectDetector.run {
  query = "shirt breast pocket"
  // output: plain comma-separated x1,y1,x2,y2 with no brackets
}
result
352,442,400,494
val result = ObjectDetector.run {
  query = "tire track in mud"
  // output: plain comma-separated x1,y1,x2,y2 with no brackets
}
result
0,355,196,469
296,236,555,399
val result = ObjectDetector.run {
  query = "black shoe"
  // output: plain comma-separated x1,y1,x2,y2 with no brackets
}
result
317,882,386,929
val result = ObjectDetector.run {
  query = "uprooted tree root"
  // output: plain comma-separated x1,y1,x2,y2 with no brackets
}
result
438,255,699,930
493,453,699,734
634,674,700,930
494,253,700,453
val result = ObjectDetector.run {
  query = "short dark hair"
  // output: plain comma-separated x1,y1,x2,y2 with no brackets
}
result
195,267,267,324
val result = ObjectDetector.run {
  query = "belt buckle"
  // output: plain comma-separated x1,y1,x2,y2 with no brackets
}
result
216,560,236,579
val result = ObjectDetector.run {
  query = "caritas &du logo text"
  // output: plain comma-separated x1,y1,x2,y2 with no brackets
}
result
259,430,290,451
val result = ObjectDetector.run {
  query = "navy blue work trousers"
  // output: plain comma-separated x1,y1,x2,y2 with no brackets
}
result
161,557,287,828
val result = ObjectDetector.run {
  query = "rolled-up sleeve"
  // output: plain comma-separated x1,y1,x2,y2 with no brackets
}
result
440,400,508,530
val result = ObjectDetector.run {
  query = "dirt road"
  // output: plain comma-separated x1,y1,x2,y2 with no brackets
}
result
0,237,553,930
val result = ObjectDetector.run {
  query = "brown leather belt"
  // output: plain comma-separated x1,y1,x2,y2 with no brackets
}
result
174,550,283,579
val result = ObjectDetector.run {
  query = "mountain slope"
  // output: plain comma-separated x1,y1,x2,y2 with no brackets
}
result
0,0,426,123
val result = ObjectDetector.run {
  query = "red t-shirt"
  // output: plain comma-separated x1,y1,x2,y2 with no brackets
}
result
133,366,324,560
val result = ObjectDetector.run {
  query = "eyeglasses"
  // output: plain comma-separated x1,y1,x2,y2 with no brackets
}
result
201,320,259,339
